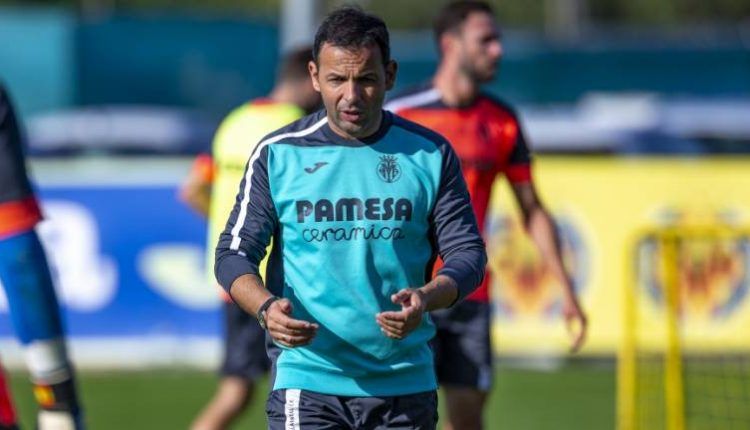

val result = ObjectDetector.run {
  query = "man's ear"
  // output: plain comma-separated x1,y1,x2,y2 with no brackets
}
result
384,60,398,91
308,60,321,92
439,32,457,57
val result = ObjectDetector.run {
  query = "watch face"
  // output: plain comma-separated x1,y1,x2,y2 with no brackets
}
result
258,312,267,330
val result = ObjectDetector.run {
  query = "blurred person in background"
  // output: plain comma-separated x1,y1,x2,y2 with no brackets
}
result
0,361,18,430
179,46,320,430
385,2,588,429
214,6,486,429
0,84,84,429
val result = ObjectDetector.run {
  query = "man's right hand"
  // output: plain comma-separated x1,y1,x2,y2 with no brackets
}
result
265,298,318,347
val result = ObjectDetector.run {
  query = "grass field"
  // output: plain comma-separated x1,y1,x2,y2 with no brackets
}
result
8,362,615,429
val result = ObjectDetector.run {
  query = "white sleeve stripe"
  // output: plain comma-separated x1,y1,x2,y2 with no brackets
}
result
384,88,441,113
284,389,302,430
229,117,328,251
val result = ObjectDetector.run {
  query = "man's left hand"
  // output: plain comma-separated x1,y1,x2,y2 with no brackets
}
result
376,289,427,340
563,295,587,353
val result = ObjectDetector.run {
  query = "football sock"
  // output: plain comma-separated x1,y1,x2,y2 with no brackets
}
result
0,363,18,430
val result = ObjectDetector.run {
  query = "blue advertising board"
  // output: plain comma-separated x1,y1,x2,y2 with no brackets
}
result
0,158,224,365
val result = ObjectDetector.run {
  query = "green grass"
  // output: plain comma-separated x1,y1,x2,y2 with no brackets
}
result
8,363,615,429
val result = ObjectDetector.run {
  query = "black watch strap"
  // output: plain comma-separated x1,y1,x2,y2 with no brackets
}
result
256,296,279,330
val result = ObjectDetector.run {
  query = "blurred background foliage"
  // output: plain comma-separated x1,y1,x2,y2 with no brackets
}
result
2,0,749,28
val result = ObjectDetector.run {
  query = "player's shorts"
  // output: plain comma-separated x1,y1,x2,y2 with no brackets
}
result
266,336,281,389
430,300,493,391
220,300,270,380
266,388,437,429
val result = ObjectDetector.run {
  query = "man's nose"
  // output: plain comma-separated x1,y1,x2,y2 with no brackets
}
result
343,80,362,103
491,40,503,59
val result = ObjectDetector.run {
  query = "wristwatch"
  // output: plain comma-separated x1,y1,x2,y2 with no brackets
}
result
256,296,279,330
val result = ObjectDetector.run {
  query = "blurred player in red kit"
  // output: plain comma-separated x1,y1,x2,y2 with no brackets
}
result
386,2,587,429
0,83,84,429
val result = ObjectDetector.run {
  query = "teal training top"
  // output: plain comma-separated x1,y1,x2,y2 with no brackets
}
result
215,110,486,396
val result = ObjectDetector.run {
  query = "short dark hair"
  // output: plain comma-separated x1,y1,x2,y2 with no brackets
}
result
313,6,390,66
277,45,314,82
434,1,495,40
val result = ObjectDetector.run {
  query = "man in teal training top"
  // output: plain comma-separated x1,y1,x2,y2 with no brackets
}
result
215,6,487,429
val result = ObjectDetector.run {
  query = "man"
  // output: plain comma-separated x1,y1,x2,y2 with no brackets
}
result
215,6,486,430
385,2,588,429
0,83,84,429
179,46,320,430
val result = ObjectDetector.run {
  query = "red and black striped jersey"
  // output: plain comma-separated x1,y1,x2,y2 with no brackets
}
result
0,84,42,239
386,84,533,302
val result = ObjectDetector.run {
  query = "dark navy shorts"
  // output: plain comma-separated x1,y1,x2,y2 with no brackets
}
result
266,388,438,429
430,300,493,391
220,300,270,380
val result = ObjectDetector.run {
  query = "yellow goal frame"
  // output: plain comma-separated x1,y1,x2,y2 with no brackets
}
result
617,225,750,430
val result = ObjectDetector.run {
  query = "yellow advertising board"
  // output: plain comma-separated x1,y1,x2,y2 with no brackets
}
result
488,156,750,356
